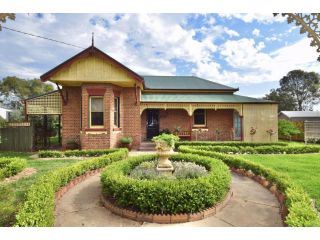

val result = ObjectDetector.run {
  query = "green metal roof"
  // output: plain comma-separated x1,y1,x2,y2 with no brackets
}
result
141,93,273,103
142,76,238,91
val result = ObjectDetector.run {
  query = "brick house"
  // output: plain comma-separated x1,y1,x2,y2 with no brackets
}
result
27,45,278,150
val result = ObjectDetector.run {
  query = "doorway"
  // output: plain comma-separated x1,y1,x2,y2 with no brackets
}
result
146,109,160,140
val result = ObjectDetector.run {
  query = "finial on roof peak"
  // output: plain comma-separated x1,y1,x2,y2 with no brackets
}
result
91,32,94,47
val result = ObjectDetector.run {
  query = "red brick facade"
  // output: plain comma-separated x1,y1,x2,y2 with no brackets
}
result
62,84,141,150
141,109,235,142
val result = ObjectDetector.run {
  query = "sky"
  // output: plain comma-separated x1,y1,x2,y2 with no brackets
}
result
1,13,320,98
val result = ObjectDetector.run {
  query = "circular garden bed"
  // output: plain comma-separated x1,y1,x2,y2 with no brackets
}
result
100,153,231,223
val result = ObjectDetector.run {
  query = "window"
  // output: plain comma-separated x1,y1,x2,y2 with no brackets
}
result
193,109,206,126
90,97,104,128
114,96,120,127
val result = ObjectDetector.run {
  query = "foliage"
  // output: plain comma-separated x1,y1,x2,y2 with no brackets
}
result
178,145,320,227
15,149,128,226
120,136,133,145
175,141,288,149
264,88,297,112
101,153,231,214
186,144,320,154
278,119,301,139
0,14,15,31
38,149,118,158
129,160,207,180
265,70,320,111
0,76,54,109
0,157,27,180
152,133,180,149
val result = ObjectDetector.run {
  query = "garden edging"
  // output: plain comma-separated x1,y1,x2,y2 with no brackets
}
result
54,168,102,201
100,189,233,224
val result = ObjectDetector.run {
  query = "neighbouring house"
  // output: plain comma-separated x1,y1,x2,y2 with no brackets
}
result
278,111,320,141
25,45,278,150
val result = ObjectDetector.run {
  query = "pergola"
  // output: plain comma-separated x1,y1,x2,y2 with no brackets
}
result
25,90,62,147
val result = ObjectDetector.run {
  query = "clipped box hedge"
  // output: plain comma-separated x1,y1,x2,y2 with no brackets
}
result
178,145,320,227
15,148,128,227
0,157,27,180
189,145,320,154
38,149,119,158
101,153,231,214
175,141,288,149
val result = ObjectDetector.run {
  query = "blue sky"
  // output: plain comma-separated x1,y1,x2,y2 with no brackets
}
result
0,13,320,98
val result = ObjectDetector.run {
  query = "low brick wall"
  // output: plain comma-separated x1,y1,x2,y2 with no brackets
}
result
100,189,233,224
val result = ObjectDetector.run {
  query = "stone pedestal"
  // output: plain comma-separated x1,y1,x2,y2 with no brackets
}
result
156,149,174,175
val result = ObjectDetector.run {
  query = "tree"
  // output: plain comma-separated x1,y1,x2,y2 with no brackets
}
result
0,13,15,31
264,89,296,112
265,70,320,111
0,76,54,109
278,119,301,140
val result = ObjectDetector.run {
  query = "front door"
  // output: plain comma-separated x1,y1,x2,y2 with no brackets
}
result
146,109,160,140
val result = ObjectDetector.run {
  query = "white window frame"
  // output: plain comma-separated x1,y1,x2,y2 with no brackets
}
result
193,109,206,127
114,96,120,128
89,96,104,128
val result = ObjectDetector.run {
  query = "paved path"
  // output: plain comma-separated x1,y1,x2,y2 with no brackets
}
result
55,172,283,227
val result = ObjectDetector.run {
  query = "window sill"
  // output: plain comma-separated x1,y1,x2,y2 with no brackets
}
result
85,128,107,131
192,125,207,128
113,127,122,131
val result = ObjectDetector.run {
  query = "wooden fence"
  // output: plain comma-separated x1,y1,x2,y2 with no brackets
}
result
0,122,33,152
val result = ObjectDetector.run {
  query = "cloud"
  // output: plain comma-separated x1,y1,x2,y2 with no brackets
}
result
252,28,260,37
219,13,285,23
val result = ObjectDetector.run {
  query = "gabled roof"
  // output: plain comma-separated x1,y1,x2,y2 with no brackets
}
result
279,111,320,119
40,46,144,84
142,76,238,92
141,93,273,103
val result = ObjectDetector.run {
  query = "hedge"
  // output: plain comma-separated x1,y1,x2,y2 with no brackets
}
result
178,145,320,227
38,149,119,158
0,157,27,180
175,141,288,149
188,145,320,154
15,148,128,227
101,153,231,214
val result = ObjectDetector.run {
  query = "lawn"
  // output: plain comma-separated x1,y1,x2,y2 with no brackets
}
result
244,154,320,210
0,151,80,226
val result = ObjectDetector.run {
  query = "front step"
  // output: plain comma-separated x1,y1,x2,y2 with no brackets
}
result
139,141,156,151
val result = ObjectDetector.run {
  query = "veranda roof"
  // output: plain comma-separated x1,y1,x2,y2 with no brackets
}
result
141,93,272,103
142,76,238,92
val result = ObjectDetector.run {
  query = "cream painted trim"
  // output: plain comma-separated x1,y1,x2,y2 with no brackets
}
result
89,96,104,128
140,102,243,116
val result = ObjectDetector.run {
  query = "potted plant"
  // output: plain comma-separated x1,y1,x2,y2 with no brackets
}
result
152,133,180,173
120,136,133,150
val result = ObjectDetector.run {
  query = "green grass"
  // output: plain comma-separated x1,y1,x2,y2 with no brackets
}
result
0,151,80,226
244,154,320,209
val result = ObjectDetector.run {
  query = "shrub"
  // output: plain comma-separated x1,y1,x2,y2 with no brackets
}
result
129,160,208,180
184,144,320,154
178,145,320,227
0,157,27,180
15,149,128,227
38,149,118,158
101,153,231,214
175,141,288,149
120,137,133,145
38,150,63,158
278,119,301,140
